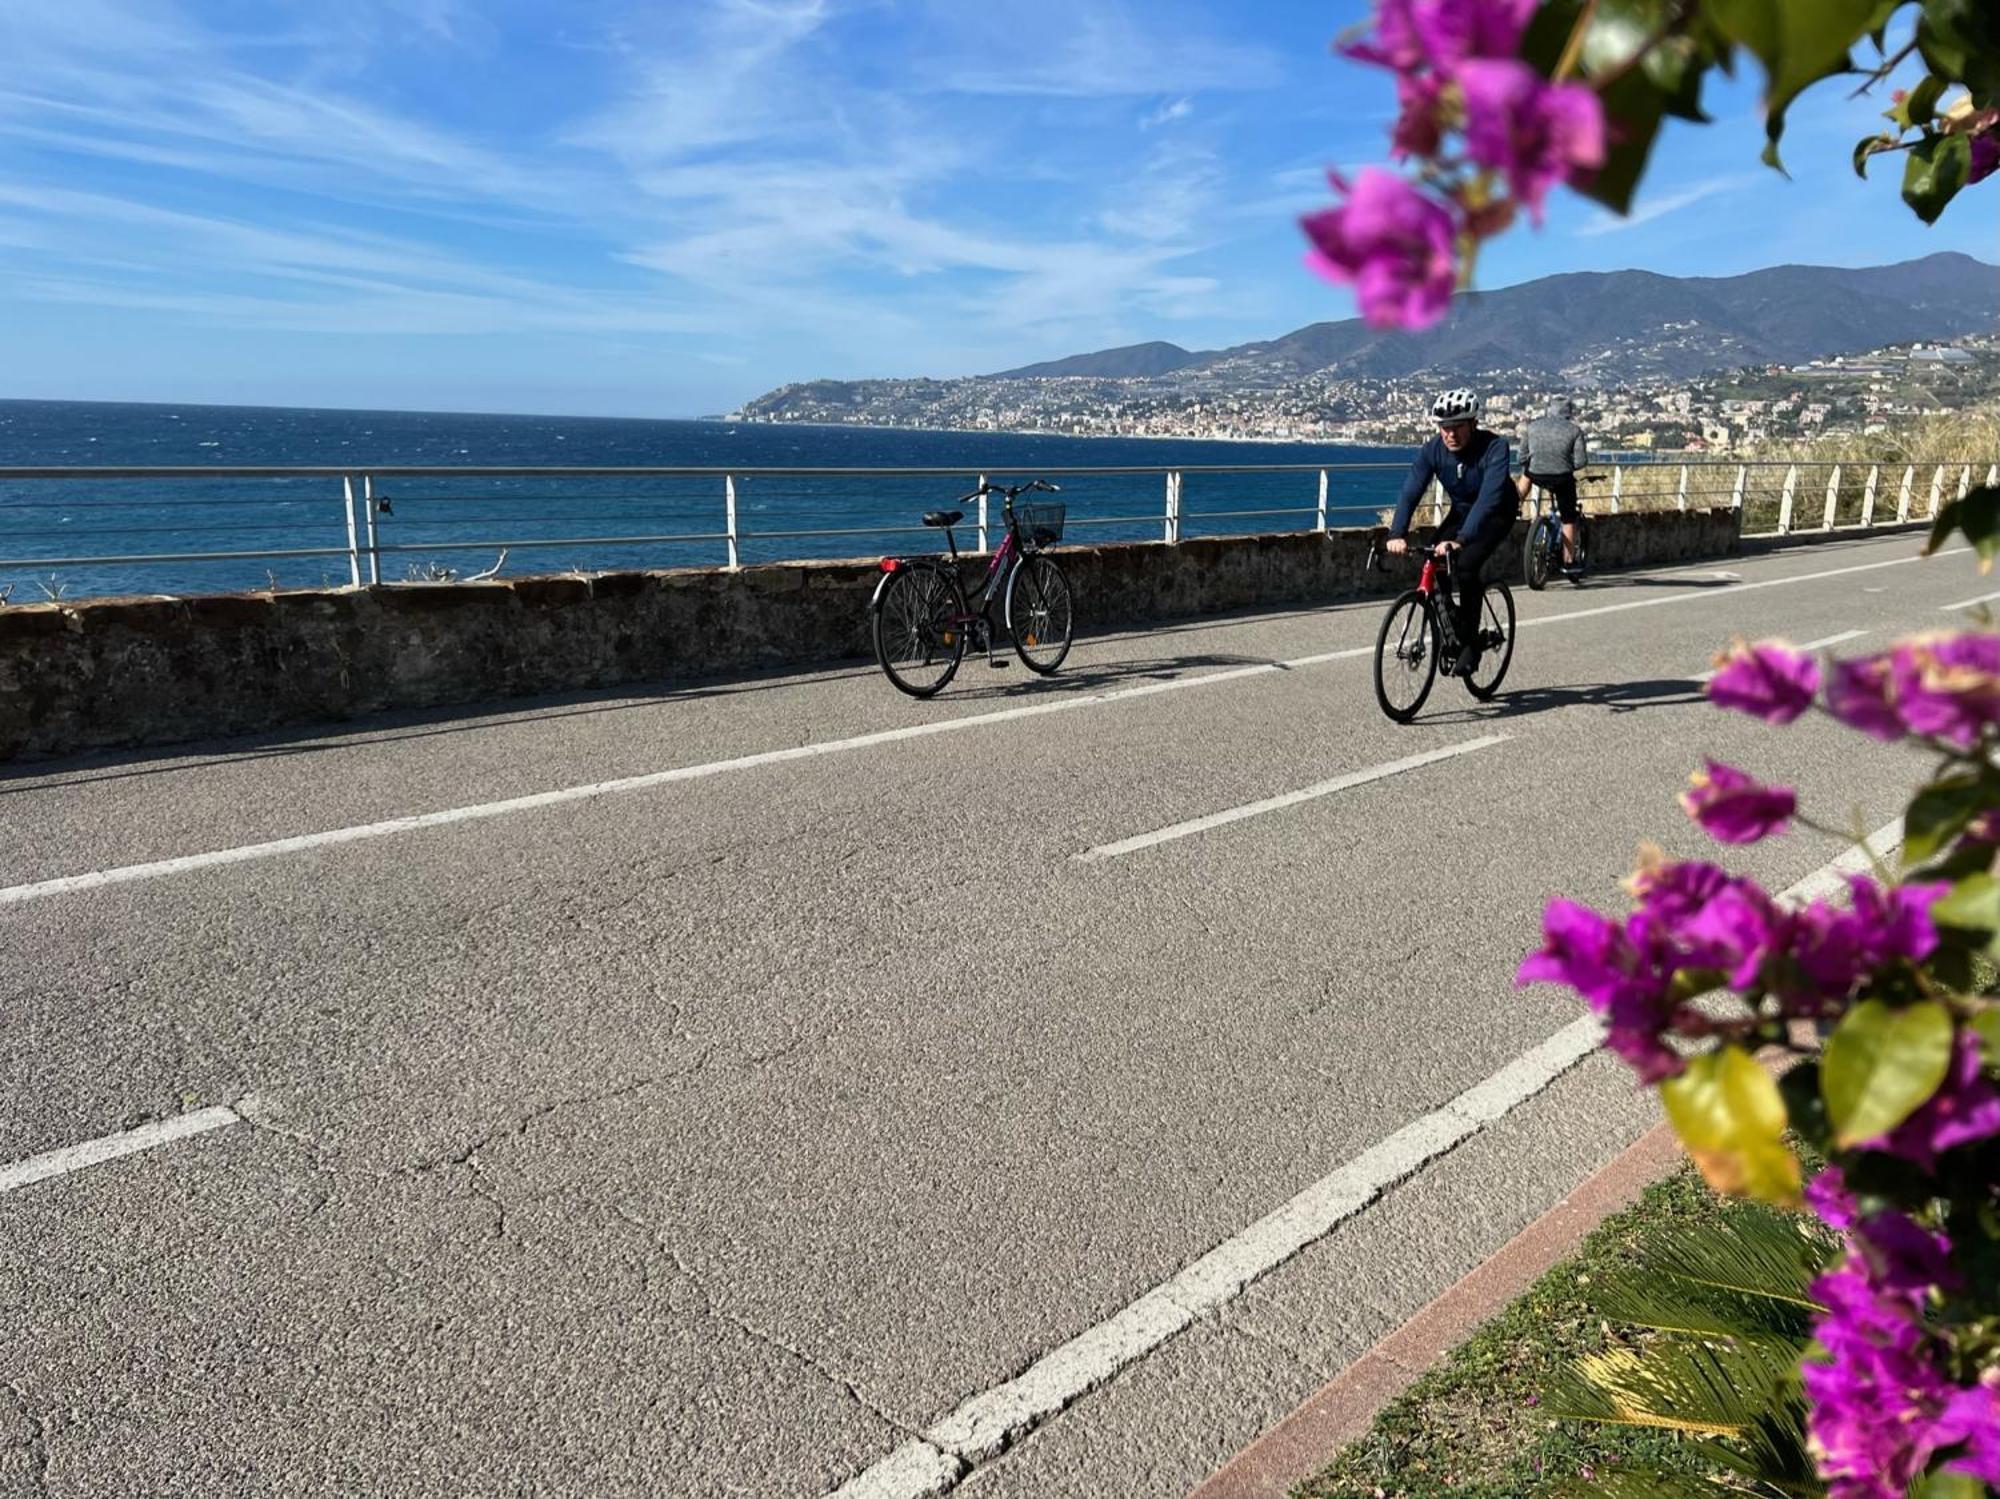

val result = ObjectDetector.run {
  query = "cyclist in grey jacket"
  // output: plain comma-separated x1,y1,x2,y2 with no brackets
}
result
1516,399,1590,571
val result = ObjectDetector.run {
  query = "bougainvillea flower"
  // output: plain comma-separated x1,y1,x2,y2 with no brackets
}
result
1388,71,1445,158
1886,632,2000,748
1516,899,1682,1080
1825,652,1905,741
1679,760,1796,844
1301,169,1459,328
1933,1383,2000,1482
1454,59,1606,221
1707,640,1822,723
1876,1029,2000,1169
1971,133,1999,186
1805,1258,1945,1495
1339,0,1536,70
1804,1165,1856,1231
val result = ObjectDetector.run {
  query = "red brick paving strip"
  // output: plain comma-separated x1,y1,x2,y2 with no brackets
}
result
1186,1119,1684,1499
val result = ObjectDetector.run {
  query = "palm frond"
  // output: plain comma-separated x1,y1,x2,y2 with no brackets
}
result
1628,1208,1837,1314
1544,1337,1800,1436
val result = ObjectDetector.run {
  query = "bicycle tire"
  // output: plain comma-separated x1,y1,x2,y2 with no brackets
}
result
1465,581,1515,701
1569,518,1589,585
1005,553,1073,674
1373,590,1438,723
872,565,967,698
1524,514,1554,591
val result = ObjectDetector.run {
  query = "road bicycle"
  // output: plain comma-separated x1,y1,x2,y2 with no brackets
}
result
1522,473,1605,591
1365,543,1515,722
870,479,1074,698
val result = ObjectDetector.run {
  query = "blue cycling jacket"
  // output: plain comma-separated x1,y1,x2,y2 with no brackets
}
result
1389,430,1516,542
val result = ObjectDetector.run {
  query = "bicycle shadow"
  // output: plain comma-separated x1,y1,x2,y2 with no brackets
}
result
1424,675,1708,723
946,650,1285,701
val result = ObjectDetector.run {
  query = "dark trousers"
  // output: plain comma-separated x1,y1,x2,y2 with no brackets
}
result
1447,506,1518,653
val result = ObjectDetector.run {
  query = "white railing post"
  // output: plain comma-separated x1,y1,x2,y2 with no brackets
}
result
1822,464,1841,531
724,474,740,570
1987,464,1998,489
1959,465,1973,503
1610,465,1623,514
1929,465,1946,518
1778,465,1798,533
1676,464,1688,512
1860,465,1879,527
1316,469,1329,533
1898,464,1916,522
341,474,362,587
976,473,989,555
1730,464,1747,512
361,474,382,584
1163,470,1182,543
1429,476,1446,526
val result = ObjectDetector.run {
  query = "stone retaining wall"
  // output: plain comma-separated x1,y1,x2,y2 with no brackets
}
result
0,508,1740,762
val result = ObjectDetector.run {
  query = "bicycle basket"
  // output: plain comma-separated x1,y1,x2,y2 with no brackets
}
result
1014,501,1066,548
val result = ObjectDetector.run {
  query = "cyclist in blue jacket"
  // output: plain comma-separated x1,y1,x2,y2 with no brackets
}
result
1383,388,1518,677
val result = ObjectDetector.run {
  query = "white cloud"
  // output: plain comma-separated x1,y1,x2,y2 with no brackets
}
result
1576,174,1761,236
1139,97,1194,129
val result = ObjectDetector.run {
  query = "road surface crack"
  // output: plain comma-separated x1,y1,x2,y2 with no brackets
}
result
612,1206,923,1447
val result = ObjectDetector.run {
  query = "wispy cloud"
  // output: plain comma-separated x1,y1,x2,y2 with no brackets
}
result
1576,174,1761,236
1139,96,1194,129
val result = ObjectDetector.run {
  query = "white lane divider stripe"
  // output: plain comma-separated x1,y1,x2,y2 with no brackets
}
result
1694,629,1868,683
1075,735,1508,862
824,816,1906,1499
1939,588,2000,613
0,547,1961,909
0,1105,241,1195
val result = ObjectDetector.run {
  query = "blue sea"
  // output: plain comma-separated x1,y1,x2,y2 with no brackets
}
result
0,400,1410,600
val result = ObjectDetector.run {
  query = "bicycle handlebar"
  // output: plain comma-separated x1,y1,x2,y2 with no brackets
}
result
955,478,1063,503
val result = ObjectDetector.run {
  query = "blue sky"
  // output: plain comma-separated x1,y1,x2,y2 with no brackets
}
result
0,0,1992,417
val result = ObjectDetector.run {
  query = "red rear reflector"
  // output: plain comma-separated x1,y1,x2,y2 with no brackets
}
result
879,557,900,572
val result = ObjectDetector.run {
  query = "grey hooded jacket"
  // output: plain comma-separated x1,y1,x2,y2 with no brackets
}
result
1518,405,1589,476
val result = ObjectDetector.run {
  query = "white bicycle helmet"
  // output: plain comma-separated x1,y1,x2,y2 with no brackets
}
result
1430,388,1480,424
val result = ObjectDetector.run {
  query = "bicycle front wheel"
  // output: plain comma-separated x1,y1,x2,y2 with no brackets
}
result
1465,581,1515,700
1373,590,1438,723
1005,554,1073,674
873,565,967,698
1524,515,1555,591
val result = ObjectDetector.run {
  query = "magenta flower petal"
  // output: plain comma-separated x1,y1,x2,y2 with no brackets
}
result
1887,632,2000,747
1300,169,1458,329
1679,760,1796,844
1934,1384,2000,1482
1970,133,1999,186
1455,60,1605,222
1707,640,1821,723
1875,1029,2000,1169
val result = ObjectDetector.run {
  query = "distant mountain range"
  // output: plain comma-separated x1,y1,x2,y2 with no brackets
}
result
743,253,2000,417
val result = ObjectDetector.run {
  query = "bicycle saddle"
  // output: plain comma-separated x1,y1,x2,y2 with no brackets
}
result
923,510,963,528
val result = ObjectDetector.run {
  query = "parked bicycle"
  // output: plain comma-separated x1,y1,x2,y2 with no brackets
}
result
870,480,1074,698
1365,543,1515,722
1522,473,1606,590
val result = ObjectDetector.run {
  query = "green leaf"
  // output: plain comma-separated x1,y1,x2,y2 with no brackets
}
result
1904,771,1990,866
1778,1062,1833,1152
1917,0,2000,98
1972,1007,2000,1070
1935,872,2000,933
1661,1045,1802,1203
1707,0,1877,165
1852,132,1897,178
1896,73,1949,126
1916,1474,1988,1499
1580,70,1669,213
1904,131,1973,223
1926,484,2000,571
1821,998,1954,1146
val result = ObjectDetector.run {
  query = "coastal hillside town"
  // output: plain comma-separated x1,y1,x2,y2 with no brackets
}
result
735,333,2000,454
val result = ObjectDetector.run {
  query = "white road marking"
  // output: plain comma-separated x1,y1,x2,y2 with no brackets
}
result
1939,589,2000,613
1694,629,1869,683
0,546,1964,908
823,819,1904,1499
1075,735,1508,862
0,1105,241,1195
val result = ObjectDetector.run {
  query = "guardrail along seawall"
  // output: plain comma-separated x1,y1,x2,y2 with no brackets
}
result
1,456,1990,762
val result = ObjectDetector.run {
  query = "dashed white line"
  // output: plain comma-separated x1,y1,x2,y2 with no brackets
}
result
1939,588,2000,613
1694,629,1869,683
1075,735,1508,862
822,817,1905,1499
0,545,1964,908
0,1105,241,1195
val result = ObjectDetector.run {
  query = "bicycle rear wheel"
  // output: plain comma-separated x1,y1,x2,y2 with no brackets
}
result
1465,581,1515,700
1005,553,1073,674
1373,590,1438,723
873,565,967,698
1524,514,1555,591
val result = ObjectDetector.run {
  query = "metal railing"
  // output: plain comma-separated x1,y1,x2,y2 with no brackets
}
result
0,457,1994,602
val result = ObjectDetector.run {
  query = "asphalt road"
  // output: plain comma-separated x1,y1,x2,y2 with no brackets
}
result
0,528,1984,1498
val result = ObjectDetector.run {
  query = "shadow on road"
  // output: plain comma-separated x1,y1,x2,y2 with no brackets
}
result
945,651,1286,701
1423,676,1708,724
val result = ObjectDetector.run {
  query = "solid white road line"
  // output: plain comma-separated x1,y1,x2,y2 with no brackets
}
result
0,1105,241,1195
1939,588,2000,613
1694,629,1869,683
823,818,1906,1499
0,546,1964,909
1075,735,1508,862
